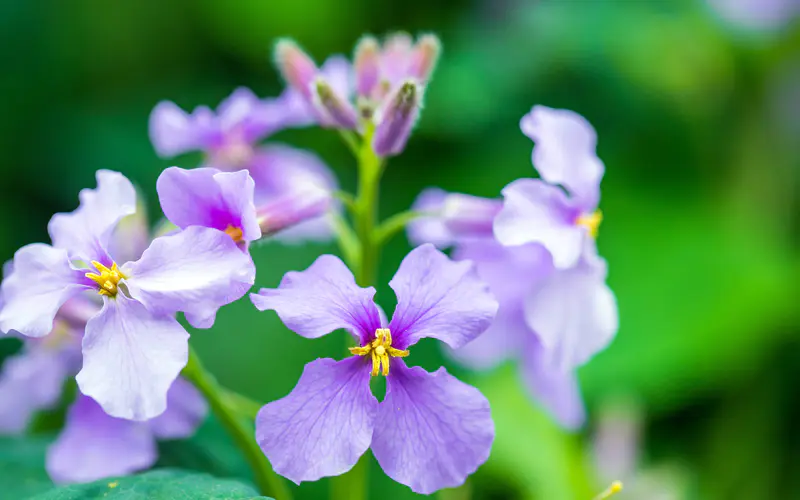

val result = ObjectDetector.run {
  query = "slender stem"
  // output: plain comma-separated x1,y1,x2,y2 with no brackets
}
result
330,211,361,270
183,347,292,500
374,210,422,247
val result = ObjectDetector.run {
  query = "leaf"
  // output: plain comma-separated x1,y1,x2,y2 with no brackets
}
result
31,469,272,500
0,435,55,498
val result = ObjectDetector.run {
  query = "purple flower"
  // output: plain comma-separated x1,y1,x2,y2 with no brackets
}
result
275,33,441,156
149,87,311,170
0,170,254,420
250,244,497,494
408,188,502,249
47,378,207,484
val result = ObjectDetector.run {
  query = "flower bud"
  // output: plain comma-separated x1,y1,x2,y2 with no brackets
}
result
314,78,359,129
372,80,421,157
408,188,501,248
274,39,318,100
354,36,381,98
257,184,332,237
410,34,441,82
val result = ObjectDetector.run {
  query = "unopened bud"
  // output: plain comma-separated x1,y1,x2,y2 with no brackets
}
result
257,185,332,237
410,34,441,82
274,39,318,100
372,80,421,157
314,78,359,129
408,188,501,248
354,36,381,98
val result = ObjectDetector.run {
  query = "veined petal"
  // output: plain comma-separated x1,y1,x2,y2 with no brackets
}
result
524,253,618,371
106,208,151,265
494,178,585,269
372,360,494,494
256,357,377,484
157,167,261,242
149,101,215,157
0,244,89,338
521,105,604,208
46,395,156,484
47,170,137,263
123,226,255,329
148,377,208,440
76,294,189,421
388,244,498,350
251,254,381,344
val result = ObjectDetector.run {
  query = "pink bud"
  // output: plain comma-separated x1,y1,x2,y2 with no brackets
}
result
354,36,381,98
257,184,332,237
274,39,318,100
313,78,359,129
410,34,442,82
372,80,420,157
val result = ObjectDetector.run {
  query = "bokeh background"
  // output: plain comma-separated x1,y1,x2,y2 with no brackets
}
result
1,0,798,499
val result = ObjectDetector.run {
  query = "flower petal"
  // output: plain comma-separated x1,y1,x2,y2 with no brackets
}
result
106,208,151,265
157,167,261,242
388,244,498,350
256,357,376,484
251,254,381,343
148,377,208,440
46,395,156,484
520,338,586,430
123,226,255,329
76,294,189,420
372,360,494,494
524,252,618,371
47,170,137,263
0,244,89,338
494,178,585,269
148,101,215,157
520,105,604,208
407,188,452,248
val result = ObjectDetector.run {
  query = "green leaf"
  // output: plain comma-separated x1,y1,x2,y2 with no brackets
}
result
31,469,272,500
0,435,55,498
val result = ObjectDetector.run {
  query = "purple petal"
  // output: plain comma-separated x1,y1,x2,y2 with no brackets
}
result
148,377,207,440
319,55,354,101
494,178,585,269
216,87,262,139
524,252,618,371
372,360,494,494
275,39,319,102
372,80,421,157
47,170,137,263
256,357,376,484
407,188,452,248
355,36,381,97
106,209,151,265
251,255,380,344
157,167,261,242
149,101,215,157
76,294,189,421
520,106,604,208
408,189,502,248
520,339,586,430
0,244,89,338
388,244,498,350
46,395,156,484
0,344,76,433
248,145,337,205
122,226,255,329
380,33,415,87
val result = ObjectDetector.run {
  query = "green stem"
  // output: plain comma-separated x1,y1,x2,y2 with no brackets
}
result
374,210,422,247
183,347,292,500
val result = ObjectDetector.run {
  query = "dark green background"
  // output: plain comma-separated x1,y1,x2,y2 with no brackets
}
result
1,1,798,499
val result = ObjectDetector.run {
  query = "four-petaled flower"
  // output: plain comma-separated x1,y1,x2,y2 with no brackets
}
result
250,244,498,494
0,170,255,420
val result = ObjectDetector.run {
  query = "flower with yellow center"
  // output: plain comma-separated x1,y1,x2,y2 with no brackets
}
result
85,261,125,297
575,209,603,239
349,328,409,376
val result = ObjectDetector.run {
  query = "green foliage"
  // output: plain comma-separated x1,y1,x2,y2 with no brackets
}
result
0,436,54,498
30,469,271,500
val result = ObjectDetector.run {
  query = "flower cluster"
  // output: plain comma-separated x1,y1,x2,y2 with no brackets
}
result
0,31,619,497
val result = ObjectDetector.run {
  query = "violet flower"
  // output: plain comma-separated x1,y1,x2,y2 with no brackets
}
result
250,244,497,494
0,170,254,420
275,33,440,156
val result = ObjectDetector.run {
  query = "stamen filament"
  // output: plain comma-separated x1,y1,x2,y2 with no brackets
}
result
349,328,410,376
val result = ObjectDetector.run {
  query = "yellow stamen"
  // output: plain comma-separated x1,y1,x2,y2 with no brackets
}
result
592,481,623,500
348,328,410,377
224,225,244,243
576,209,603,239
85,261,124,297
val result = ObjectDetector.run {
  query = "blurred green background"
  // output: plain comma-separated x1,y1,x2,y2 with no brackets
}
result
1,0,798,499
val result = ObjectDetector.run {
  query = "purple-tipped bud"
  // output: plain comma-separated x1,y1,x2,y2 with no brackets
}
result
372,80,421,157
257,184,332,237
410,34,442,82
275,39,318,100
313,78,359,129
355,36,381,98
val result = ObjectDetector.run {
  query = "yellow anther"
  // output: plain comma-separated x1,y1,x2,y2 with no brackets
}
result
224,225,244,243
85,261,124,297
592,481,623,500
576,209,603,239
348,328,410,377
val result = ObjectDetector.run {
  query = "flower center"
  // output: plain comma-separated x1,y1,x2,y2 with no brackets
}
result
349,328,409,376
575,209,603,239
85,261,124,297
224,225,244,243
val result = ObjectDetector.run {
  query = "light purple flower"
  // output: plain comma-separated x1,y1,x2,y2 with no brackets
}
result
149,87,311,169
275,33,440,156
0,170,254,420
250,244,497,494
47,378,207,484
408,188,502,248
